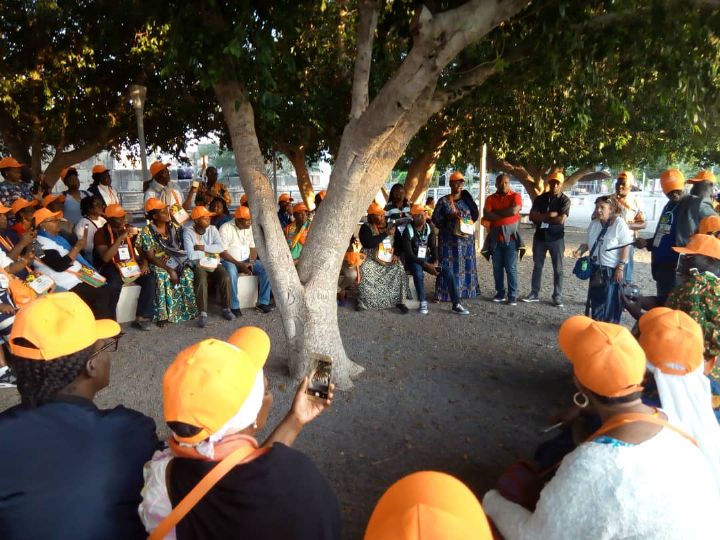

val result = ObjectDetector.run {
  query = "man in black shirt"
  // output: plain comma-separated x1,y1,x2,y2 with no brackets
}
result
0,292,158,540
523,171,571,307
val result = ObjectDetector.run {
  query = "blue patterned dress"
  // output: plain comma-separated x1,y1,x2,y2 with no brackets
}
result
432,193,480,301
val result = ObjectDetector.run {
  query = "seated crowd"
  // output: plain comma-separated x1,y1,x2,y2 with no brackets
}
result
0,157,719,539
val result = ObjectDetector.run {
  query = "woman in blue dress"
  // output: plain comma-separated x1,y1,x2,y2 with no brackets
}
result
432,171,480,314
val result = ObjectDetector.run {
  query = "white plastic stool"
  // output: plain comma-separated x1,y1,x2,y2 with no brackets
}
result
116,284,140,323
236,275,259,309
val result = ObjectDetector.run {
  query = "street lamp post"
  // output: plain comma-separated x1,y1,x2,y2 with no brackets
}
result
129,84,148,184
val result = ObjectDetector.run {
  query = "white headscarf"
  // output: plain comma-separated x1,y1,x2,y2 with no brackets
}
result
648,362,720,494
179,369,265,460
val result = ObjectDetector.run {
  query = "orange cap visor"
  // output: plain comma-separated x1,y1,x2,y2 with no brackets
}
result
144,197,167,213
235,206,251,219
672,234,720,259
104,204,127,218
639,308,704,375
41,194,65,208
91,164,109,175
698,216,720,235
367,202,385,216
191,205,215,220
660,168,685,194
9,292,120,361
11,198,38,214
150,161,169,178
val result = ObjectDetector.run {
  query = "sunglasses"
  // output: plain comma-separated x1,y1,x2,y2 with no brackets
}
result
88,335,121,360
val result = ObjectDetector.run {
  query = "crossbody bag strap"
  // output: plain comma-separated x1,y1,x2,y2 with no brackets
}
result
588,224,609,261
589,412,697,447
148,446,269,540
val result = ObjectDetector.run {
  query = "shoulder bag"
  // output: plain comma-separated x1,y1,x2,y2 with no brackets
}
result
573,224,609,280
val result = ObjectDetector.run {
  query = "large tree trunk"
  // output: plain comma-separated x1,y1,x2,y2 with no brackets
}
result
213,0,529,389
403,121,452,202
215,81,363,389
278,143,315,209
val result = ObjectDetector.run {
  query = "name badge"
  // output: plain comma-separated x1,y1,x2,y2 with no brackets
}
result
165,257,180,270
654,223,671,248
27,274,54,295
199,254,219,270
541,222,549,229
170,205,190,225
117,246,131,261
378,237,394,263
417,245,427,259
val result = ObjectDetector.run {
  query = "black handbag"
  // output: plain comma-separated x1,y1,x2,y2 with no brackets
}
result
574,224,609,280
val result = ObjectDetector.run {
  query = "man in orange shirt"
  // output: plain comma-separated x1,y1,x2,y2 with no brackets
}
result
483,174,522,305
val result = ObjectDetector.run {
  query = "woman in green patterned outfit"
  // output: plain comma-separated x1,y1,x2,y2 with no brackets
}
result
137,198,198,325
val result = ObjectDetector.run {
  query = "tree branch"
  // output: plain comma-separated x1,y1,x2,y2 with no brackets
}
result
349,0,380,120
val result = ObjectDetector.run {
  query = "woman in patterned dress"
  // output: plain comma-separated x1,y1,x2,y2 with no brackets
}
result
432,171,479,314
137,198,198,325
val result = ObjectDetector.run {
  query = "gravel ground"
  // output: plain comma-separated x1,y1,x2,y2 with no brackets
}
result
0,225,654,539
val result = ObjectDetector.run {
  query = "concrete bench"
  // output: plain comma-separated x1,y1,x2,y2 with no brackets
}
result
236,275,259,309
116,284,141,323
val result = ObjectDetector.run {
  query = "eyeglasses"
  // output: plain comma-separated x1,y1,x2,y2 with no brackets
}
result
88,335,121,360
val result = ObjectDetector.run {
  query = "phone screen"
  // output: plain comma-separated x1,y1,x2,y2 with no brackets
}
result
192,180,200,188
306,353,332,400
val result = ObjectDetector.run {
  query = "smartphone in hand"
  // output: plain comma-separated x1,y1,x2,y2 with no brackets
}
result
306,353,333,400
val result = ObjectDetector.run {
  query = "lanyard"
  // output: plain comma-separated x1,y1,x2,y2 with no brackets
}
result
108,228,137,264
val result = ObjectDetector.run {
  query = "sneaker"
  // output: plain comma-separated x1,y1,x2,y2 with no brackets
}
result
452,303,470,315
198,314,208,328
507,298,518,306
255,304,273,314
396,303,409,314
356,300,368,312
132,319,153,331
522,293,540,303
231,308,243,317
0,366,16,388
222,309,235,321
553,299,565,308
419,301,429,315
491,294,505,303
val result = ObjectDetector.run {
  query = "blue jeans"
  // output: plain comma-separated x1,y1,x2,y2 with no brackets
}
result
408,261,427,302
491,239,518,300
439,261,460,305
625,245,635,283
221,259,272,309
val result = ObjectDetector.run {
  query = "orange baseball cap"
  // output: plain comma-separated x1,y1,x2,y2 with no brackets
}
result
41,194,65,207
32,208,62,226
317,190,327,201
673,233,720,260
59,166,77,180
547,171,565,183
104,204,127,218
163,327,270,445
617,170,635,185
660,168,685,194
688,170,716,184
364,471,492,540
150,161,169,178
240,194,249,205
9,292,120,361
91,164,109,175
449,171,464,182
559,316,646,398
409,204,426,216
0,204,11,214
638,308,704,375
367,202,385,216
292,202,308,213
144,197,167,213
191,205,215,220
235,206,251,219
278,193,294,203
699,215,720,235
0,157,23,169
11,198,38,214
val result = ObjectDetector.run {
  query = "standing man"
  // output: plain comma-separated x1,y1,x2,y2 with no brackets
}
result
278,193,294,229
219,206,274,316
182,206,234,327
483,174,522,305
610,170,645,283
523,171,571,307
144,162,195,225
195,165,231,207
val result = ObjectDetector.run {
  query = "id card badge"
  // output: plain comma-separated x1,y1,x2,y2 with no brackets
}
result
27,274,54,294
417,245,427,259
170,205,190,225
460,218,475,236
117,245,131,261
540,222,550,229
378,237,394,263
199,254,219,270
165,257,180,270
653,223,671,248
